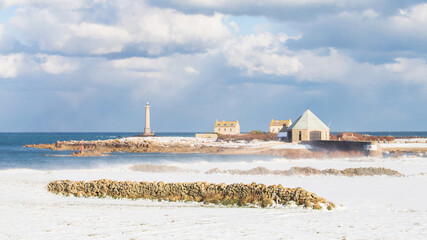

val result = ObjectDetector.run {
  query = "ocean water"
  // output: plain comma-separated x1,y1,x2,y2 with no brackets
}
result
0,132,273,170
1,132,426,170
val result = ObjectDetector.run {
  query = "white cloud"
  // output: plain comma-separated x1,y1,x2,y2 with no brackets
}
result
1,0,88,10
0,25,6,49
8,1,231,56
228,21,239,32
38,55,79,74
69,23,132,54
290,3,427,53
156,0,372,9
106,55,199,99
221,31,427,90
0,54,24,78
184,65,199,74
0,0,24,9
223,33,302,76
112,57,169,72
391,4,427,38
117,3,231,55
385,58,427,84
295,48,355,82
0,53,81,78
10,7,131,55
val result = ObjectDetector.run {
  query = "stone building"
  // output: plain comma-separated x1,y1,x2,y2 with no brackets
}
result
287,109,330,142
214,120,240,135
269,119,292,133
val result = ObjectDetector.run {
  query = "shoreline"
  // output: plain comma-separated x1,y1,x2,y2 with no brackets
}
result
23,136,427,158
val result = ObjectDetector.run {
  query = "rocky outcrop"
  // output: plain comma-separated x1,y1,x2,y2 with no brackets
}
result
24,139,227,154
205,167,403,177
336,132,395,142
71,150,108,157
24,137,426,157
47,180,336,210
130,164,199,173
263,149,366,159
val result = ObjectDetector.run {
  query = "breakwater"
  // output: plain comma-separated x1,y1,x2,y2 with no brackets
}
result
47,180,336,210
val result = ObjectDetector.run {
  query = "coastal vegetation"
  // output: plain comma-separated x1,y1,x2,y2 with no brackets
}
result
330,132,395,142
217,131,277,141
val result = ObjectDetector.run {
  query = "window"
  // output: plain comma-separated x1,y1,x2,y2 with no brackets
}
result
299,131,302,141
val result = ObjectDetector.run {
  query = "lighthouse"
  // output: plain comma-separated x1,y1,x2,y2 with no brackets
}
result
143,102,154,136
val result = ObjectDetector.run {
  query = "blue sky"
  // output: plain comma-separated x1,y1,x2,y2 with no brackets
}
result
0,0,426,132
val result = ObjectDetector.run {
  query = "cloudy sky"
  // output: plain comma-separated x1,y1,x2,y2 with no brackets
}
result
0,0,426,132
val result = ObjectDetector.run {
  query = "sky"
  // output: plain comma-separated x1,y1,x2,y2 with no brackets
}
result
0,0,426,132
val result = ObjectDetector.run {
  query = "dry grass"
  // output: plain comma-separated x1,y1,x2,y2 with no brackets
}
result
217,132,277,141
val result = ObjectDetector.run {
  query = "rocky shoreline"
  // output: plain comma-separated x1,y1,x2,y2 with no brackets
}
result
205,166,404,176
47,179,336,210
129,164,403,176
25,137,238,154
24,136,427,158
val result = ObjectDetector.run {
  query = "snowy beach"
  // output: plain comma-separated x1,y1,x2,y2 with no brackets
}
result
1,156,426,239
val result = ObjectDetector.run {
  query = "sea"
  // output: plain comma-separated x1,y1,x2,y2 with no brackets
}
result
1,131,426,170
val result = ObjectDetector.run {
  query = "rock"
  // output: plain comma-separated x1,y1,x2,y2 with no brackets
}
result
205,166,403,177
46,180,335,210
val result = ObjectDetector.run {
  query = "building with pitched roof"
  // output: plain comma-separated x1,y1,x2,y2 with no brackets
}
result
214,120,240,135
269,119,292,133
287,109,330,142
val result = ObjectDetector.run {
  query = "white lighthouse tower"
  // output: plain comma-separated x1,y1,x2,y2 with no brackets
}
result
143,102,154,136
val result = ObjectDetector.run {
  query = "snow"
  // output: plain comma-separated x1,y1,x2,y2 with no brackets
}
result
123,136,285,149
381,142,427,149
395,138,427,143
1,156,426,239
271,143,312,149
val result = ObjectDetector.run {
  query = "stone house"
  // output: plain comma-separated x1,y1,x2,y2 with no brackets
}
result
287,109,330,142
214,120,240,135
269,119,292,133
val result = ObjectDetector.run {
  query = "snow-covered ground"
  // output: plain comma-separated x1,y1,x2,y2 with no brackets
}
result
124,136,284,149
381,142,427,149
381,138,427,150
1,157,426,239
395,138,427,143
125,136,427,152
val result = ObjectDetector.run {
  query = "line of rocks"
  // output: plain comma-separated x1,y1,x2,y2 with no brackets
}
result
205,166,403,176
47,180,336,210
24,139,227,154
130,164,199,173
